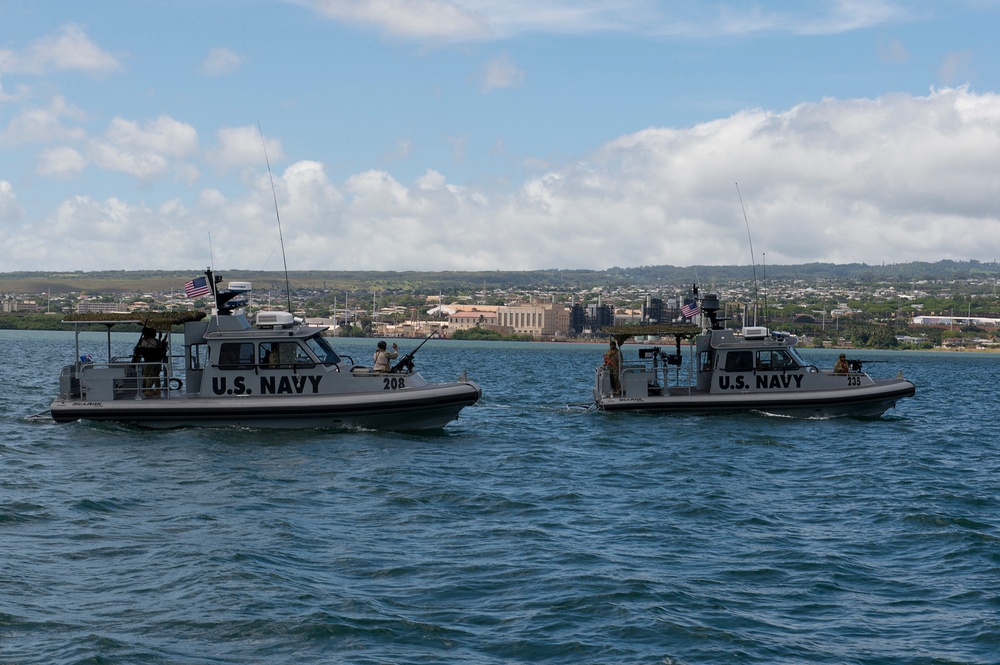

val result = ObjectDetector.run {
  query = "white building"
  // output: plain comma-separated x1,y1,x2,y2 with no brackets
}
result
447,310,499,333
912,315,1000,327
497,297,569,339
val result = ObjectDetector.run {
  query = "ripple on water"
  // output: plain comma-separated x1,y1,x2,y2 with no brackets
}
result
1,338,999,664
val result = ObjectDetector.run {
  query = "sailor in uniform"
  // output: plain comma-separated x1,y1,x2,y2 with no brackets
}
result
603,339,623,396
373,340,399,372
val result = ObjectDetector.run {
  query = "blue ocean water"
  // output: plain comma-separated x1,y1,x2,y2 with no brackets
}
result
2,329,998,664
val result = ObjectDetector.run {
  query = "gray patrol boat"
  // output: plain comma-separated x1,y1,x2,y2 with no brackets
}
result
595,292,915,418
50,271,481,430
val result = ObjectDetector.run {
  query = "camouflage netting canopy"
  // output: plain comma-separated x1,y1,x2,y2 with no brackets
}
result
603,324,700,346
63,311,207,331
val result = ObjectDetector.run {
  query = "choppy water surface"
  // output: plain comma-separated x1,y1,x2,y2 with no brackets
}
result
2,330,998,664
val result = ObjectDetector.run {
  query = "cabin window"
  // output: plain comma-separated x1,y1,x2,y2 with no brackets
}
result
304,335,341,365
724,351,754,372
698,350,713,372
259,341,314,369
218,342,255,370
756,350,798,371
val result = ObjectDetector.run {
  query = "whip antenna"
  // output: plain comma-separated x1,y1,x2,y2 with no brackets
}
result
259,122,292,313
736,182,759,326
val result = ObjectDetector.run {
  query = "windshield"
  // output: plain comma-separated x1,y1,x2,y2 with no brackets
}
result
786,346,809,367
305,334,341,365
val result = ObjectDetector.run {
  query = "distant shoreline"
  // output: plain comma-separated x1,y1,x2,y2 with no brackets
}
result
1,321,990,353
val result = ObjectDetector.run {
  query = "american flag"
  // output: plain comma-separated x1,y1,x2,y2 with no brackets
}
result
681,300,700,319
184,276,211,298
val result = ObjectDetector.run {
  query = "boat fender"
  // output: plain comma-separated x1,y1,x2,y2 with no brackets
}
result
168,377,183,391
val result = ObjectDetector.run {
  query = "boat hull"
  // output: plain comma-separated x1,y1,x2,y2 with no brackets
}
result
50,381,482,431
596,380,915,418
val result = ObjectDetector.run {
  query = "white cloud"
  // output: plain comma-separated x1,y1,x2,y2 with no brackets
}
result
293,0,916,42
454,0,654,37
0,24,121,76
767,0,908,36
478,52,524,92
8,87,1000,271
0,180,26,223
0,74,30,103
415,169,446,190
207,125,285,173
0,96,87,147
271,86,1000,270
89,115,199,180
37,146,89,178
297,0,492,41
201,47,244,76
3,195,203,269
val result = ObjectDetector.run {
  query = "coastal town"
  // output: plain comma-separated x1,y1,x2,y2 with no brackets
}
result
3,261,1000,350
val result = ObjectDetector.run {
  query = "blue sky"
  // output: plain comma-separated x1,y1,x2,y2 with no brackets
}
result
2,0,1000,272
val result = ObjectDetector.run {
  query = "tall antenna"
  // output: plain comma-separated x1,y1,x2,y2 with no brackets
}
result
736,182,759,326
258,122,292,313
762,251,768,326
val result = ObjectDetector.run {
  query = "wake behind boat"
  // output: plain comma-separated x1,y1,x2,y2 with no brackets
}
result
50,270,481,430
594,292,915,418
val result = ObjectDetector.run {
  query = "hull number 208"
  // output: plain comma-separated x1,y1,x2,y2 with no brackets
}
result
383,377,406,390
